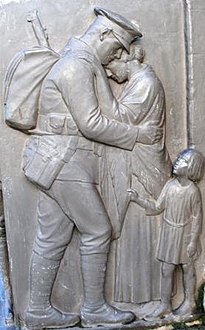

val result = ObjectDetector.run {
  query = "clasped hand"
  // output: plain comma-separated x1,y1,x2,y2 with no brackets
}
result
137,123,163,144
127,188,138,202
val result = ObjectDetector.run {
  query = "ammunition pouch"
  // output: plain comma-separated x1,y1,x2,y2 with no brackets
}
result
22,135,78,190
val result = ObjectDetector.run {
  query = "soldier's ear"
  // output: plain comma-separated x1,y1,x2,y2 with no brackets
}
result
100,28,112,41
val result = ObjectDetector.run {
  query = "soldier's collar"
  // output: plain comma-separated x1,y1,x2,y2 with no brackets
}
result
69,37,101,63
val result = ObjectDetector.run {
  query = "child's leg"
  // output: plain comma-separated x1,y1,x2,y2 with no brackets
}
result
160,262,175,308
145,262,175,320
174,262,196,315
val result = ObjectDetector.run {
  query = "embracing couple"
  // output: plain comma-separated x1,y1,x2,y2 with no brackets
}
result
22,7,171,329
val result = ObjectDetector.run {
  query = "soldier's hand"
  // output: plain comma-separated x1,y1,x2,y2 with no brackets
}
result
137,124,163,145
127,188,139,202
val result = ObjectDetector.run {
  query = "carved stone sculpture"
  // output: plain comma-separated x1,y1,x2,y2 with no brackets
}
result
1,1,205,329
128,148,205,320
102,44,172,304
4,6,163,329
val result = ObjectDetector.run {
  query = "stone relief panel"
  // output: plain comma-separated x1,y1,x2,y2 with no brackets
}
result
1,0,205,329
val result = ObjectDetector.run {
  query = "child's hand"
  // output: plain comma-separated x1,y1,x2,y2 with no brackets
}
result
187,242,197,258
127,188,139,202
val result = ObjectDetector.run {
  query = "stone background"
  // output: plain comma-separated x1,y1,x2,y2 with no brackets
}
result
0,0,205,322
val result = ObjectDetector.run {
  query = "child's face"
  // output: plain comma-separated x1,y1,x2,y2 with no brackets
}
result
173,154,190,177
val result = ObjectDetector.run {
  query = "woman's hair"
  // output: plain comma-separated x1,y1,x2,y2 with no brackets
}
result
129,44,145,62
120,43,145,63
177,148,205,182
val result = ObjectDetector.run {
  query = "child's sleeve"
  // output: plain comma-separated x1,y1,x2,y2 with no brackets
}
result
144,181,169,216
190,187,202,243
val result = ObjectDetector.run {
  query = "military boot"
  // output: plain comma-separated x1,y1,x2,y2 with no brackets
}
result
80,253,135,327
25,252,80,329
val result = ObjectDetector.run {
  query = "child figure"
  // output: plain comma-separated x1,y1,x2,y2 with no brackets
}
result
128,148,205,320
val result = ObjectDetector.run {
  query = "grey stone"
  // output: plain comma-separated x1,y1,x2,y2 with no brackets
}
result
0,1,205,329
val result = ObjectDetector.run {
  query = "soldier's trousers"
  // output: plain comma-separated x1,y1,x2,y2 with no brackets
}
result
33,180,112,260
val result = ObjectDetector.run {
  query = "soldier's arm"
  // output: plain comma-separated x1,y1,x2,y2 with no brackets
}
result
58,58,161,150
58,58,138,150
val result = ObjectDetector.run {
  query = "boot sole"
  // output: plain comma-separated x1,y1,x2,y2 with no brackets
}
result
26,319,80,329
81,320,134,328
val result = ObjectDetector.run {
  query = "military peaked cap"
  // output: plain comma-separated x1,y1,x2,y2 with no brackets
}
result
94,7,142,52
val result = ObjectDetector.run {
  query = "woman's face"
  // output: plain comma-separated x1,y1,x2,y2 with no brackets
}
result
106,59,128,83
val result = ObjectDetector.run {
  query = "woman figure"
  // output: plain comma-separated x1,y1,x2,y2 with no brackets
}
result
104,45,171,303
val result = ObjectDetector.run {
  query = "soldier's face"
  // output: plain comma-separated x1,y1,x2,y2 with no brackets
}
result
101,34,124,65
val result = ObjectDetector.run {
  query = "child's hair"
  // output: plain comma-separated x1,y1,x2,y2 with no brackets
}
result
176,148,205,182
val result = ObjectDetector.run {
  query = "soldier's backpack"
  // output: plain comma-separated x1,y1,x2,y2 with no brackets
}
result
4,46,60,131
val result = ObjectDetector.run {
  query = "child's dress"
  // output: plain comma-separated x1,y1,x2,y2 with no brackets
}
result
146,178,202,265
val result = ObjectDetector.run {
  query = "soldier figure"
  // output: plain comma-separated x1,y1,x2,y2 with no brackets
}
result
23,7,162,328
